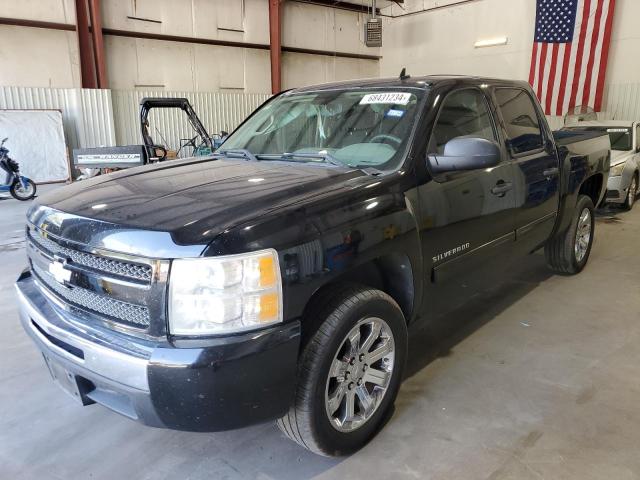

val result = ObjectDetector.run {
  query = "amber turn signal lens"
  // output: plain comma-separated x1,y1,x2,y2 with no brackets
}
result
259,256,277,288
259,293,279,322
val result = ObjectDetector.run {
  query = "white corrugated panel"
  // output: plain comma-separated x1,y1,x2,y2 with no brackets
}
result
1,86,269,155
601,83,640,122
112,90,270,155
78,89,116,147
5,84,640,153
0,86,116,150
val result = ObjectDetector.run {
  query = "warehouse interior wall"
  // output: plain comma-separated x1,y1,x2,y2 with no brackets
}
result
3,0,640,122
0,0,79,88
380,0,640,88
5,0,639,92
0,0,380,92
379,0,640,124
380,0,535,80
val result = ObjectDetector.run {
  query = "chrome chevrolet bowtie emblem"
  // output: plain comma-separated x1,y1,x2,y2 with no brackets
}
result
48,256,72,285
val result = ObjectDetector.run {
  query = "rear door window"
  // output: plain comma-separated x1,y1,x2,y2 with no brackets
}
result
495,88,543,155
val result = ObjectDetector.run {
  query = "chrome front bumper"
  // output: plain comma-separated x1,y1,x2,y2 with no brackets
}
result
16,268,301,431
15,270,164,425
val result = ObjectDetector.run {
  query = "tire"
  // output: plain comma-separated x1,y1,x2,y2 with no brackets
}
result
623,173,638,210
277,284,408,456
10,178,36,201
545,194,595,275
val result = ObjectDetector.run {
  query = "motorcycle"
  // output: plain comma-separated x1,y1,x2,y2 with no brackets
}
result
0,137,37,201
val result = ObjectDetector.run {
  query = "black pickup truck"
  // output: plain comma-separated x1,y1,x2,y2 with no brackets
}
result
16,76,609,456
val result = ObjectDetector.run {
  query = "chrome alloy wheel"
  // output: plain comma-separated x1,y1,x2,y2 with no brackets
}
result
628,176,637,207
324,317,395,433
574,207,592,263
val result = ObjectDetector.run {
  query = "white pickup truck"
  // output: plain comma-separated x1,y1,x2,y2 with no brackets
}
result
565,120,640,209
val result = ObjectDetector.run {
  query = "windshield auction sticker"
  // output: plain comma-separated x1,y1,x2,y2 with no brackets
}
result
360,92,412,105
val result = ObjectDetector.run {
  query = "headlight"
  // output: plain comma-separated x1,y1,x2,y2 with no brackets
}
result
610,163,625,176
168,249,282,336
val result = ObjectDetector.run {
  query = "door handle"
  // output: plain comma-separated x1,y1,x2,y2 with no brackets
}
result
491,181,513,196
543,167,559,178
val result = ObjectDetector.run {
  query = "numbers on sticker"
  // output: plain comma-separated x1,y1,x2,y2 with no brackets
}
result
360,93,412,105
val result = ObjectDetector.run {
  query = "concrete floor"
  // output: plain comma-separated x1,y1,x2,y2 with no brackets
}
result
2,186,640,479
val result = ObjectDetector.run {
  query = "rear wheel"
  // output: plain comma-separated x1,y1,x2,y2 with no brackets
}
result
545,195,595,275
10,178,36,200
277,285,407,456
623,173,638,210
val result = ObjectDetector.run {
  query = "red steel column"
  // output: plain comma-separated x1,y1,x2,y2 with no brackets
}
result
268,0,281,94
75,0,97,88
88,0,108,88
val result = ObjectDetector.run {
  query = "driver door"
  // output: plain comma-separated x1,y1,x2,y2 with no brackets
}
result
415,87,517,316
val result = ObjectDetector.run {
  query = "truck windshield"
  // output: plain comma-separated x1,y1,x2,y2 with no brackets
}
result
220,88,425,171
571,126,633,151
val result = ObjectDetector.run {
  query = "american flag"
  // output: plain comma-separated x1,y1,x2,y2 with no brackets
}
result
529,0,616,116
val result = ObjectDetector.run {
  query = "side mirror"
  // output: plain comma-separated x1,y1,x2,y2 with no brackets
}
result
428,137,501,174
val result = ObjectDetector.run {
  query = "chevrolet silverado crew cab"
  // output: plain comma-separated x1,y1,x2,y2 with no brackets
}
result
16,76,610,456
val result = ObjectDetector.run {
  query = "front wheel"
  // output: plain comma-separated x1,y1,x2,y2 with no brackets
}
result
545,194,595,275
278,285,407,456
10,178,36,201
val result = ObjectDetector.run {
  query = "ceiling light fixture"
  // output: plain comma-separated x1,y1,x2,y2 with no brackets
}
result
474,37,508,48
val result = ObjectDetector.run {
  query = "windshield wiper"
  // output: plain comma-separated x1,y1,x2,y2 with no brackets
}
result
218,150,383,176
215,148,258,162
278,152,344,167
249,152,384,175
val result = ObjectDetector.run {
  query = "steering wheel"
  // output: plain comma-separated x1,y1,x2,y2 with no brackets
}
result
370,134,402,146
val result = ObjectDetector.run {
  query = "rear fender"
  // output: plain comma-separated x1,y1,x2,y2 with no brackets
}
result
553,146,608,236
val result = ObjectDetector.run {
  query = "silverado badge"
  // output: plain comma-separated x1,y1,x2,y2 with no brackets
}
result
432,243,471,263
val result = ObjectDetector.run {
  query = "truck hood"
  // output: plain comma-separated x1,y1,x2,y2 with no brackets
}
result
611,150,635,166
34,157,367,254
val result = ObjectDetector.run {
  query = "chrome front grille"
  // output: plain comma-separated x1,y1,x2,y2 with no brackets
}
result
29,229,152,283
32,263,150,327
26,224,168,335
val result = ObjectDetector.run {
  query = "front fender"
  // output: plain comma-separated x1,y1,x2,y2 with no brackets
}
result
202,172,423,324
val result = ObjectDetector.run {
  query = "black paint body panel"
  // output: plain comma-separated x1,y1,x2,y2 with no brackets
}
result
148,322,301,431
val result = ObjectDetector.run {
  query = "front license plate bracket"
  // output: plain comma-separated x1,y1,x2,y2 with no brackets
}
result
43,354,95,406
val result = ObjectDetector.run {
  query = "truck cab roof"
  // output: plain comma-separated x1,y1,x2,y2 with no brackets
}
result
288,75,531,93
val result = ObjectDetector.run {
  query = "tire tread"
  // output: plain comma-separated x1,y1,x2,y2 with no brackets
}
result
545,194,594,275
277,284,403,456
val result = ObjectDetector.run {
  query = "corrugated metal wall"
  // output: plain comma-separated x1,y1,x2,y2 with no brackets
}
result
0,87,116,149
1,87,269,155
548,83,640,128
111,90,270,155
3,84,640,154
601,83,640,121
